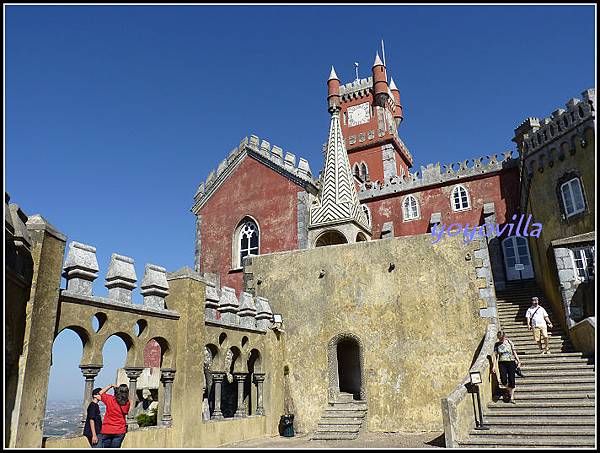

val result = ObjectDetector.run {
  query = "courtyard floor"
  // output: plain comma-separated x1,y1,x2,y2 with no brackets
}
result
223,431,446,449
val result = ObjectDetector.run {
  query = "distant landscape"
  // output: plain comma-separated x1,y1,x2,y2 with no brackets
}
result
43,400,106,438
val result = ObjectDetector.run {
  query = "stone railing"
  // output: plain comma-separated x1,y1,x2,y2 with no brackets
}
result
61,241,178,316
204,278,273,333
441,321,498,448
358,150,518,201
192,134,318,211
519,89,595,158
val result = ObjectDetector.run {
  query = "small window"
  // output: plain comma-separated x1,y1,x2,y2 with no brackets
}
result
233,218,259,268
402,195,419,221
360,163,368,181
353,164,360,179
571,246,595,282
362,205,371,226
560,178,586,218
451,185,470,211
343,112,347,126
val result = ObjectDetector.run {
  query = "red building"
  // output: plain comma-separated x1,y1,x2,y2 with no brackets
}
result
190,53,521,296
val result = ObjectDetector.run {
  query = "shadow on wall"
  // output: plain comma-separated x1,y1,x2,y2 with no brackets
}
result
570,280,595,322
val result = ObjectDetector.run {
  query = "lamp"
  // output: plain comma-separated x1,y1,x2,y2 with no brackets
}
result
271,314,285,333
469,369,489,431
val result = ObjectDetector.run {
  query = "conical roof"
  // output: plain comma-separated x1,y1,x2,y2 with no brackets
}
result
328,65,339,81
373,52,384,67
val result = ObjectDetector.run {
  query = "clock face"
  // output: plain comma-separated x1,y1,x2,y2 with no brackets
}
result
347,102,370,127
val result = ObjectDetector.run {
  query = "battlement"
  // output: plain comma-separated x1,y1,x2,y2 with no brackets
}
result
192,134,319,213
358,150,518,201
517,88,595,157
338,76,395,103
204,277,273,333
61,240,178,316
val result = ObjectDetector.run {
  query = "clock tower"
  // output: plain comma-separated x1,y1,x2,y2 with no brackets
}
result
327,53,412,187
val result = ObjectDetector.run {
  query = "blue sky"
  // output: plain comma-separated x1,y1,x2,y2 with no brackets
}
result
5,5,595,402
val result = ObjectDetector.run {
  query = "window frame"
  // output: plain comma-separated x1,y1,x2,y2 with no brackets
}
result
560,177,586,218
570,246,595,282
402,195,420,222
450,185,471,212
232,217,260,270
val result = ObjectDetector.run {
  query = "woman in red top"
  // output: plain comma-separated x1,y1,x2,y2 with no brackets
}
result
98,383,130,448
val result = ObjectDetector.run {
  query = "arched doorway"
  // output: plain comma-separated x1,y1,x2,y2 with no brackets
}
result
502,236,534,280
327,333,365,402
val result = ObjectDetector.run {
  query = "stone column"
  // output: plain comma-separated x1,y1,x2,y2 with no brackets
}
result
253,373,266,416
79,365,101,429
233,373,247,418
124,367,144,430
210,372,225,420
160,368,176,427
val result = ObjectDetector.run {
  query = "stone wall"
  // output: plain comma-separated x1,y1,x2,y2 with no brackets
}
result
246,233,489,433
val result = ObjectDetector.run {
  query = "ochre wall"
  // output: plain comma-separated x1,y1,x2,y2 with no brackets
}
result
525,127,595,329
198,157,303,295
248,234,488,433
365,167,520,239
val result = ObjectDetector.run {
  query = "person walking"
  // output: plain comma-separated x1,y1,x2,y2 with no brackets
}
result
493,330,521,404
98,384,130,448
525,296,553,354
83,387,103,448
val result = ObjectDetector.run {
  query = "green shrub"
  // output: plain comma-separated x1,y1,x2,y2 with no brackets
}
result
136,412,157,427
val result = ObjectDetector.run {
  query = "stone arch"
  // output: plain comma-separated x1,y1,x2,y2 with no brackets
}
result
315,230,348,247
55,325,94,365
149,336,172,369
100,331,136,367
232,215,261,269
327,332,366,402
356,232,368,242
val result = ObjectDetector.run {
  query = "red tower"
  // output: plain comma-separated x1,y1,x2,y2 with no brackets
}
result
333,52,412,186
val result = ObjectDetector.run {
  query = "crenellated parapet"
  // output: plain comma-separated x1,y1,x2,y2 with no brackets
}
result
515,89,595,161
203,280,272,333
339,76,395,110
191,134,319,213
61,241,177,316
358,150,518,201
513,88,596,212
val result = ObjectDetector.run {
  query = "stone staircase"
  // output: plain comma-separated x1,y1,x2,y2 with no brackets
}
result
311,393,367,440
459,280,596,448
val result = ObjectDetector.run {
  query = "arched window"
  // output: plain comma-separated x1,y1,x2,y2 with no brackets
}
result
362,205,371,226
360,163,368,180
560,177,586,218
233,218,259,268
353,163,360,179
402,195,419,221
451,185,470,211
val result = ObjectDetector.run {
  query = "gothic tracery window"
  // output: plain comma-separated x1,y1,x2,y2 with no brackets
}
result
234,218,259,268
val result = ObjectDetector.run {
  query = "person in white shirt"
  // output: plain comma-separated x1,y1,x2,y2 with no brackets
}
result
525,296,553,354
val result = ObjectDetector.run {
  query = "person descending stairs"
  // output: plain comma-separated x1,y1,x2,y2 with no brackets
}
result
459,280,595,448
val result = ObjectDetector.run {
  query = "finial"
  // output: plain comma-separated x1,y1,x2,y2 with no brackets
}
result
389,77,398,91
328,65,339,81
373,52,384,67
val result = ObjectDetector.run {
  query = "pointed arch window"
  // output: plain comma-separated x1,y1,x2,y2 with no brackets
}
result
451,185,470,211
402,195,419,221
362,205,371,226
360,163,368,181
353,163,360,179
233,217,260,268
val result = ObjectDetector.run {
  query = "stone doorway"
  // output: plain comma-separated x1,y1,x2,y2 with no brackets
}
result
327,333,365,402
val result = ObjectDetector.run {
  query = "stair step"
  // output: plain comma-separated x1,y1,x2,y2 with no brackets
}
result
484,409,595,417
515,384,595,392
459,436,596,447
518,352,590,360
515,370,595,377
326,404,367,411
488,399,595,408
515,376,596,384
315,424,360,433
469,427,596,436
318,418,363,426
521,362,594,370
322,410,366,418
311,432,359,441
499,392,595,401
484,416,596,425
